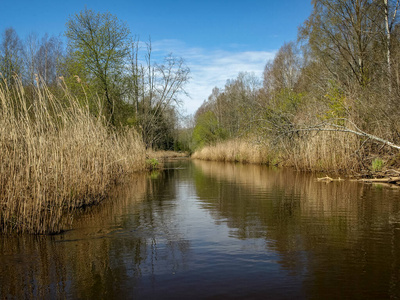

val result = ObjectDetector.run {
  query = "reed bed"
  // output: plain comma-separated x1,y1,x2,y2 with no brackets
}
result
192,129,362,174
285,130,362,173
0,78,146,234
191,139,272,164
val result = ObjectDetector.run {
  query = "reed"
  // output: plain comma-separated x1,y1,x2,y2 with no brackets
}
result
0,77,146,234
192,130,362,173
192,139,273,164
285,129,362,173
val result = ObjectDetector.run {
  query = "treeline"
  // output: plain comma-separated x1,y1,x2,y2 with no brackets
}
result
0,8,190,234
192,0,400,173
0,8,189,150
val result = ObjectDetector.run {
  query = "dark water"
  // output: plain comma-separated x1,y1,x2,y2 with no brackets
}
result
1,159,400,299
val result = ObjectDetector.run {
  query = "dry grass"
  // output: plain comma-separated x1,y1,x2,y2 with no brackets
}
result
192,130,362,174
192,139,273,164
284,130,362,173
146,150,189,160
0,78,146,234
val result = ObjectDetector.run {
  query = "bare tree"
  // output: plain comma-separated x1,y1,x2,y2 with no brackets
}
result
0,27,23,86
140,48,190,148
263,42,300,93
382,0,400,93
36,34,63,85
299,0,381,88
24,32,39,85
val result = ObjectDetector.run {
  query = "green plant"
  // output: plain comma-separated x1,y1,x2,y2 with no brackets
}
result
371,158,383,172
146,158,159,170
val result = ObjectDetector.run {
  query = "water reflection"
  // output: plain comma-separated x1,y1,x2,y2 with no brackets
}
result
1,160,400,299
0,171,191,299
192,160,400,298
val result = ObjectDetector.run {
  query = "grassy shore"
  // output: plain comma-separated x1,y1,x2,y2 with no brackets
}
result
0,79,146,234
192,130,364,174
191,139,273,164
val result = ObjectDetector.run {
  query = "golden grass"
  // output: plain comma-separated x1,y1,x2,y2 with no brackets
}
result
0,78,146,234
285,130,362,173
192,130,362,174
191,139,273,164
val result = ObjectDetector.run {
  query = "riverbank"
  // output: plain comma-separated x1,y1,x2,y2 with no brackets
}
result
0,79,146,234
192,135,400,176
191,139,272,165
146,150,189,160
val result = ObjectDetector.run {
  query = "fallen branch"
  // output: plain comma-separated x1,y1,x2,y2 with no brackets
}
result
385,169,400,175
278,118,400,151
360,176,400,184
317,176,343,182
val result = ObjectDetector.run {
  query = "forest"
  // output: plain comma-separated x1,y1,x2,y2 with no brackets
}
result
2,1,400,233
192,0,400,174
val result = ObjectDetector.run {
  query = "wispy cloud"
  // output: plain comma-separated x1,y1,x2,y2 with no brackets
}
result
152,39,276,115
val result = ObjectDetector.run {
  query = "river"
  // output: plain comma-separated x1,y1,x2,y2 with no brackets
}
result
1,159,400,299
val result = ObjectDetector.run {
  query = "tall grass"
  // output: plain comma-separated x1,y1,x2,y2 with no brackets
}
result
191,139,274,164
0,77,146,234
285,130,362,173
192,130,362,173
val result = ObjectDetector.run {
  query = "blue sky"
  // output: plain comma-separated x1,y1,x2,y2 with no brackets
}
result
0,0,312,114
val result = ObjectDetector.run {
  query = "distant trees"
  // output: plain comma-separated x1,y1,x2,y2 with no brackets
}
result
263,42,300,93
191,0,400,171
137,47,190,148
192,72,261,149
0,27,23,86
21,32,63,87
0,8,190,151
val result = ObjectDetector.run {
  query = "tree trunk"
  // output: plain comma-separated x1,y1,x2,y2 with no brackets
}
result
384,0,393,93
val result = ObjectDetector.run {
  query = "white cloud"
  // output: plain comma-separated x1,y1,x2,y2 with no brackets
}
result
152,39,277,115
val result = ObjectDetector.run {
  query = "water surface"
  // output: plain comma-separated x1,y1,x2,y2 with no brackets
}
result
1,159,400,299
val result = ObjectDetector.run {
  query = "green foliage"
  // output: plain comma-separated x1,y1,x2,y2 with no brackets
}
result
65,8,131,125
146,158,159,170
274,89,303,113
371,158,383,172
321,83,347,122
192,111,227,149
261,89,304,136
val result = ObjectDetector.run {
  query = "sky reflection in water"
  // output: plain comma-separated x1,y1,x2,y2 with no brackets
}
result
1,159,400,299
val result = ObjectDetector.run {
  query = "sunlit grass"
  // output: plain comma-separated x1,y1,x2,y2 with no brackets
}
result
0,77,146,234
192,131,362,174
191,139,272,164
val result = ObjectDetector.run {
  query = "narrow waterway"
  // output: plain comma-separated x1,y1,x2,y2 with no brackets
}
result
1,159,400,299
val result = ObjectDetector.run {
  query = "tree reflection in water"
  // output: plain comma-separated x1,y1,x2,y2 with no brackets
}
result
192,160,400,299
1,160,400,299
0,170,191,299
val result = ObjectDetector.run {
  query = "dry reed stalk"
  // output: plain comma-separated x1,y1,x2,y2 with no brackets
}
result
192,129,361,173
0,77,146,234
284,129,362,173
192,139,271,164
